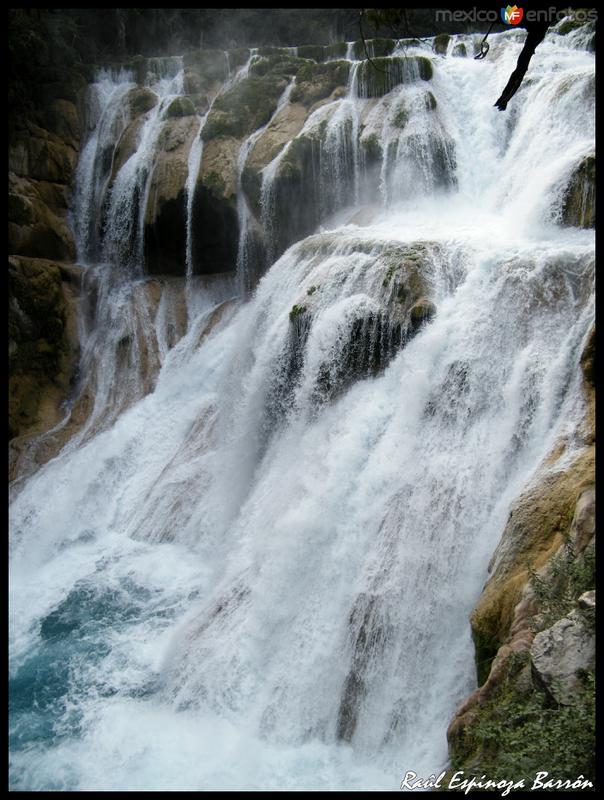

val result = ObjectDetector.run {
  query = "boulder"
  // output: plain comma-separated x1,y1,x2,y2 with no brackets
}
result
531,607,595,704
127,86,158,116
164,96,196,119
433,34,450,55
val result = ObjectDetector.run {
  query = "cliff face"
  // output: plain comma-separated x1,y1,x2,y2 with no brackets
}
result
8,69,85,449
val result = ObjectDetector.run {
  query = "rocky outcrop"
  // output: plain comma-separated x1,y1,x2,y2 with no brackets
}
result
9,256,80,442
561,153,595,228
9,114,81,262
531,597,595,704
191,136,241,275
447,328,596,782
144,115,199,275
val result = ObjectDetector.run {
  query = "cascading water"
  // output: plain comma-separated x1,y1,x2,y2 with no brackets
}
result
9,27,594,791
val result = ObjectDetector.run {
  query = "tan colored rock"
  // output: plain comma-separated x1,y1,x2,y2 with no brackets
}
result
470,443,595,652
44,98,81,148
9,126,78,185
531,608,595,704
245,102,308,176
199,135,241,199
145,116,198,226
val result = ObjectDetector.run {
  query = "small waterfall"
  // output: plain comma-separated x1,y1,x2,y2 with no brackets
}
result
236,78,295,294
72,69,135,263
103,64,184,273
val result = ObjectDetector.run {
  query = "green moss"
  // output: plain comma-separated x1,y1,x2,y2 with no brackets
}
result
289,303,307,321
164,96,195,118
562,154,595,228
352,37,395,60
249,54,310,80
433,33,450,55
452,42,467,58
357,56,432,98
472,627,500,687
449,653,595,787
361,132,382,162
228,48,251,71
202,170,226,197
393,104,409,128
290,60,350,105
424,90,437,111
306,285,319,296
202,74,287,139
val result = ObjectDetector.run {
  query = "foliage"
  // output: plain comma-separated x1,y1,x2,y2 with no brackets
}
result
528,538,595,630
450,651,595,786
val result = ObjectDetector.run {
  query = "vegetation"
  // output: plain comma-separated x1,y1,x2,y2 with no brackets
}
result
289,304,307,321
449,651,595,787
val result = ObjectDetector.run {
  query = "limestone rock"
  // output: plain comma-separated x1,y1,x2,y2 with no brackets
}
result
531,608,595,704
127,86,158,116
242,101,309,212
562,153,595,228
9,256,78,441
433,33,450,55
144,116,199,275
289,60,350,106
202,74,288,140
470,443,595,653
409,298,436,330
188,136,242,275
164,96,196,119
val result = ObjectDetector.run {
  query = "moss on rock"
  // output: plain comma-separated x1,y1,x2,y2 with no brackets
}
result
202,74,288,139
290,60,350,106
433,33,450,55
356,56,432,98
164,96,196,119
561,153,595,228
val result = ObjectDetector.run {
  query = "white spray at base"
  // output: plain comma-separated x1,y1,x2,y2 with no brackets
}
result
9,29,594,790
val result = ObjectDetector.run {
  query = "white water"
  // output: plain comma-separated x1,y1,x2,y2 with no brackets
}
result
9,28,594,791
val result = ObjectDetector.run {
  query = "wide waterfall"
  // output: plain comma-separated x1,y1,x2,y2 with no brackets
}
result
9,24,594,791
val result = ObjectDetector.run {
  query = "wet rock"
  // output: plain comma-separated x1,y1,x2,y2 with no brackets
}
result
127,86,158,116
452,43,467,58
433,34,450,55
144,116,198,275
561,153,595,228
164,96,196,119
242,101,309,212
356,56,433,98
203,74,288,140
289,60,350,106
409,298,436,330
189,136,241,275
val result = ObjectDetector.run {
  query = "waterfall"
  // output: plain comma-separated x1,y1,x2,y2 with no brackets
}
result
9,28,594,791
236,78,295,294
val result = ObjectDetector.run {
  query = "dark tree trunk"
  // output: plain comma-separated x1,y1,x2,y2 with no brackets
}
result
494,21,550,110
